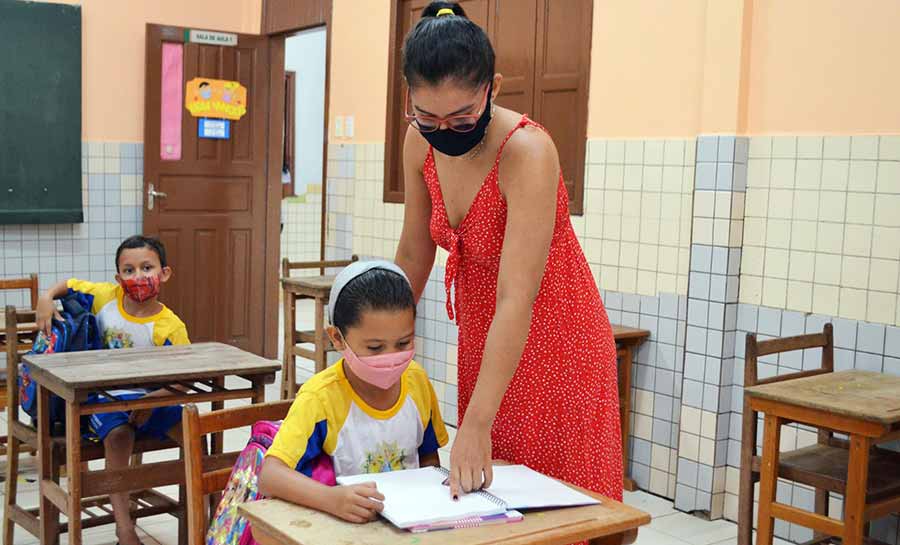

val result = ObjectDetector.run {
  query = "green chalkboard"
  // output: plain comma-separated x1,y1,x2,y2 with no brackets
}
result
0,0,82,224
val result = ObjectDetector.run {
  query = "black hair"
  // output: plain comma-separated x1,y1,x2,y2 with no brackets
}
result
199,82,210,87
401,1,495,89
115,235,168,272
332,269,416,334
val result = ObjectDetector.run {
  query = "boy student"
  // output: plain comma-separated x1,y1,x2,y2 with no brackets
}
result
37,234,188,545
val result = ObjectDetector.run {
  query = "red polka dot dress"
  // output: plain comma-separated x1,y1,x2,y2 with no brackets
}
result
424,115,623,501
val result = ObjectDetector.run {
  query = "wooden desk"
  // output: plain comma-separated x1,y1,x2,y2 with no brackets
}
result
745,370,900,545
612,325,650,493
281,275,337,398
24,342,280,545
240,487,650,545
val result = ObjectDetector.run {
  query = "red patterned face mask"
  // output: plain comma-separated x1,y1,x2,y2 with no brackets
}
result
120,275,161,303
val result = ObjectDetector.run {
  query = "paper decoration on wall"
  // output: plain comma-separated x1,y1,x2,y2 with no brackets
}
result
185,78,247,120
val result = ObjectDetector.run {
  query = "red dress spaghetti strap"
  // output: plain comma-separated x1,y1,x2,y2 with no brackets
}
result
423,115,623,500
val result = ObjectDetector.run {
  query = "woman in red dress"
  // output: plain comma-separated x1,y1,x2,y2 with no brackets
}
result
395,1,622,502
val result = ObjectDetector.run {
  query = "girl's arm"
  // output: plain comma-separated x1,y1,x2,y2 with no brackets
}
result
448,127,559,498
258,457,384,524
395,126,436,302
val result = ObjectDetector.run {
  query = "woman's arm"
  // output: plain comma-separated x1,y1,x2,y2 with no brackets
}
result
259,457,384,524
449,126,559,497
395,126,436,302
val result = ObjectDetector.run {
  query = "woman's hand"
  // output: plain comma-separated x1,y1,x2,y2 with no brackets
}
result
326,483,385,524
448,419,493,498
36,295,62,335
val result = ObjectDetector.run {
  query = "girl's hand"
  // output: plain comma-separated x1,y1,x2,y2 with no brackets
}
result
327,483,385,524
449,420,493,498
36,295,62,335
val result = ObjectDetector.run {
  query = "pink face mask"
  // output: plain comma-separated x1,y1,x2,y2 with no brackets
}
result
341,341,415,390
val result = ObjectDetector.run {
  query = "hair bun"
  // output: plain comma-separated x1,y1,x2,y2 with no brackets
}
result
422,1,468,19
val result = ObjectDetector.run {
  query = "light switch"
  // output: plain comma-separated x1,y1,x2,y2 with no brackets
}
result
334,116,344,138
345,116,355,138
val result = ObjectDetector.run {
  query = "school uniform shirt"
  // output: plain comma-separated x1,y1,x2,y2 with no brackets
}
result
67,279,189,349
267,360,449,478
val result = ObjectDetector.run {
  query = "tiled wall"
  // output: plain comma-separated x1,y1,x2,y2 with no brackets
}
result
741,135,900,324
722,135,900,544
281,189,322,274
674,136,748,518
0,141,143,308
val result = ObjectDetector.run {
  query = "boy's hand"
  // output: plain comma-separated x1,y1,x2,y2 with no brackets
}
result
129,409,152,428
327,483,384,524
36,295,62,335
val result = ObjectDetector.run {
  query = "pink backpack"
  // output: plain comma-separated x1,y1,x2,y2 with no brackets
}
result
206,420,336,545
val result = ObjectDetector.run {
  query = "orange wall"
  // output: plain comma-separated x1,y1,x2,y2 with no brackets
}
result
587,0,707,138
43,0,261,142
328,0,392,143
746,0,900,134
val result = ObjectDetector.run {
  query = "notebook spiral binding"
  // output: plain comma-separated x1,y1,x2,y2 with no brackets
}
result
434,466,507,507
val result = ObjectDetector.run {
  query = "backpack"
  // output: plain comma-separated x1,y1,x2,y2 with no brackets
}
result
19,292,103,422
206,420,337,545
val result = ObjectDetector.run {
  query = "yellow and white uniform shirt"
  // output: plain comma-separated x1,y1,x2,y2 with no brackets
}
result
66,279,189,349
267,360,449,478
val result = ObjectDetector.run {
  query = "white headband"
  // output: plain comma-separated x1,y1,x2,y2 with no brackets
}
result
327,260,411,324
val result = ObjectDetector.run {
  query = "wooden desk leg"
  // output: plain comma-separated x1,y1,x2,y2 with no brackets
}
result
65,400,83,545
737,397,758,545
313,297,326,375
756,413,782,545
619,344,636,492
4,425,20,545
38,386,60,545
211,378,225,455
844,434,871,545
281,290,296,400
251,377,266,405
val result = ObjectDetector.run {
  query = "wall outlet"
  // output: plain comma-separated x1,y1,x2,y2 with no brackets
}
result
345,115,355,138
334,116,344,138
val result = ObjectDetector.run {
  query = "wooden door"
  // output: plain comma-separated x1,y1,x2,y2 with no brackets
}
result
490,0,537,116
532,0,592,215
384,0,490,202
144,25,274,355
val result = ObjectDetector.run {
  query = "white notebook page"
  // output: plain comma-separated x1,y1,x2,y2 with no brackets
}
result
336,467,505,529
486,465,600,510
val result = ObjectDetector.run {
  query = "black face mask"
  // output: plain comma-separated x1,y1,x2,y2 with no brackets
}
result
420,83,493,157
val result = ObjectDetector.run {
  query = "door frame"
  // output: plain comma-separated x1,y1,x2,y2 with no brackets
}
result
261,0,334,356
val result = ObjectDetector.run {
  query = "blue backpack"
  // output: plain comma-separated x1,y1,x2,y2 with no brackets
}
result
19,293,103,423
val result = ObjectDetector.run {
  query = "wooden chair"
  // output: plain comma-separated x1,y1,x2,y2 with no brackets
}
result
281,256,358,398
0,274,39,454
3,305,185,545
738,323,900,545
182,400,294,545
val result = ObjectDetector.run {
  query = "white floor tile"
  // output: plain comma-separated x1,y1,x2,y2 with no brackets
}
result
650,512,738,545
632,526,693,545
624,490,678,519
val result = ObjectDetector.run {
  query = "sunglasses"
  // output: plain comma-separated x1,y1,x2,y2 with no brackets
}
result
404,85,490,133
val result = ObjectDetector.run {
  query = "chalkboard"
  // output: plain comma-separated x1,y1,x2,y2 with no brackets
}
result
0,1,82,224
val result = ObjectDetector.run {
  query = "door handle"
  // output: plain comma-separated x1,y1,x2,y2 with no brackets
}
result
147,183,168,210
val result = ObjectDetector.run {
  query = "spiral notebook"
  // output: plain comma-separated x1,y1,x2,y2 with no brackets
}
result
336,464,598,530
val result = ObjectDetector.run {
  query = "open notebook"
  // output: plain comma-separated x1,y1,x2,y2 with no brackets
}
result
336,464,599,530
